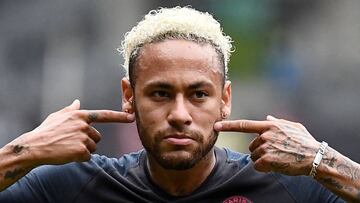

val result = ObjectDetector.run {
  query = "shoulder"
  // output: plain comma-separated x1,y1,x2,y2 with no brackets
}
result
26,149,145,182
2,150,146,202
271,173,345,202
90,149,145,175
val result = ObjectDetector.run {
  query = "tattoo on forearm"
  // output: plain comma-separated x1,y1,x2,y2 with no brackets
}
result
328,157,337,167
319,177,343,190
4,168,25,180
337,164,353,180
316,147,360,201
322,151,337,168
354,168,359,180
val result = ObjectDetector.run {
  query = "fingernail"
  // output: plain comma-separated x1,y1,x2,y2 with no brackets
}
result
71,99,80,109
127,113,135,121
214,122,222,131
266,115,276,121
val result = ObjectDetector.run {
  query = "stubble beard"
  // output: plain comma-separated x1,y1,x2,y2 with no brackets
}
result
134,104,219,170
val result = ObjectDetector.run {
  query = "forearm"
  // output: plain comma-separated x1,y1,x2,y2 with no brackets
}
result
316,146,360,203
0,137,36,191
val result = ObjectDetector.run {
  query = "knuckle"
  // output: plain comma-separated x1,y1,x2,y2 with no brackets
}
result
261,154,272,163
94,134,102,143
48,112,56,118
258,135,267,143
250,152,257,161
77,121,89,130
90,144,97,153
77,145,89,155
81,152,91,161
77,110,86,118
78,134,89,143
270,122,280,130
258,144,268,154
253,162,262,171
253,159,266,172
239,121,246,130
71,110,83,119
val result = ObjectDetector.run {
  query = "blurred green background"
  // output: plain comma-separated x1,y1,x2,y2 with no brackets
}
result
0,0,359,161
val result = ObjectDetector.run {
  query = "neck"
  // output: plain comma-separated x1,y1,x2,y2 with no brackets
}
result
147,148,216,197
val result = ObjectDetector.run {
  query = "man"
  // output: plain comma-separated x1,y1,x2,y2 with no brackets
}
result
0,6,359,203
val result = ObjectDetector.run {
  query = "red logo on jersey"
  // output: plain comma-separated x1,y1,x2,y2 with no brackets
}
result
223,195,252,203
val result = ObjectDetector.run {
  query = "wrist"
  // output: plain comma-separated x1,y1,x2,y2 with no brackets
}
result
309,141,328,178
311,145,338,180
4,132,41,169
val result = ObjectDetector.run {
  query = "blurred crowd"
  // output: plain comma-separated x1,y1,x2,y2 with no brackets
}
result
0,0,359,161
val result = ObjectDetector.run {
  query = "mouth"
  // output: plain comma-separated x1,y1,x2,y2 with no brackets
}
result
163,134,195,145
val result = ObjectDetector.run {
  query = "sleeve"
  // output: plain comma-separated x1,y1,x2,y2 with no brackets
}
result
273,173,346,203
0,160,99,203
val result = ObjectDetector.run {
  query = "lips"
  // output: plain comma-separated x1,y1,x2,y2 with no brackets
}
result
163,134,194,145
164,134,193,139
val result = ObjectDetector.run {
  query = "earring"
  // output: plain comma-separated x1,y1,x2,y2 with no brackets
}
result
221,112,228,119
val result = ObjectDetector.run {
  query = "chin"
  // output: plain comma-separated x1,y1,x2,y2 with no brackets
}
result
157,151,199,170
151,146,210,170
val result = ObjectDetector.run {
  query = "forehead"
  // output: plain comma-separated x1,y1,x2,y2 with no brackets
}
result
135,40,223,88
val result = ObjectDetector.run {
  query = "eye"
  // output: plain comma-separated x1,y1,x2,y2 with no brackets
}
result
193,91,209,99
151,90,170,99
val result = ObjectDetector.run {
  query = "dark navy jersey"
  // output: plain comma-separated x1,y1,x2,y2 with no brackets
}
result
0,147,345,203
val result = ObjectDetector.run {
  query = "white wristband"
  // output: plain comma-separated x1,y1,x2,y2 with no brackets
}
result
309,141,328,178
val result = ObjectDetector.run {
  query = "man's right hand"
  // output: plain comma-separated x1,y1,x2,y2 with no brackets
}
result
6,99,135,167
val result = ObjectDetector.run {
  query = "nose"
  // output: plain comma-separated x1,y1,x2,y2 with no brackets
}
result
167,94,192,128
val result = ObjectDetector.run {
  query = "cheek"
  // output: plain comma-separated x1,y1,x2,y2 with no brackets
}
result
191,101,221,132
136,100,167,129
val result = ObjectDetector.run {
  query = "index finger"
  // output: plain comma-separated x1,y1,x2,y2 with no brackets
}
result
214,120,271,134
84,110,135,123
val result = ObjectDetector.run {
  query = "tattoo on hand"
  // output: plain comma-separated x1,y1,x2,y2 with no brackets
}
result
282,138,290,149
4,168,25,180
12,144,28,156
296,154,305,162
270,162,290,170
88,113,98,123
13,145,24,154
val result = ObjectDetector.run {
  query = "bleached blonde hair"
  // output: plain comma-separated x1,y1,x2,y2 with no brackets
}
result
119,6,233,78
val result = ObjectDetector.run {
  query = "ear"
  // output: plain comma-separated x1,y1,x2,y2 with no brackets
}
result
221,80,231,119
121,78,134,113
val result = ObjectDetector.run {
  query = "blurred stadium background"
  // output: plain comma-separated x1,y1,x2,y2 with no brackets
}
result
0,0,359,162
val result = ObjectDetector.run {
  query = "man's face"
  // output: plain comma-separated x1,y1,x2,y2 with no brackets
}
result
132,39,226,170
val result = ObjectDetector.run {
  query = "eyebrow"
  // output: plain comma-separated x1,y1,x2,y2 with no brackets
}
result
144,81,214,90
145,81,174,89
188,81,214,89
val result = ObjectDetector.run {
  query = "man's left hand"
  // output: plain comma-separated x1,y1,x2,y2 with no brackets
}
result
214,115,320,176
